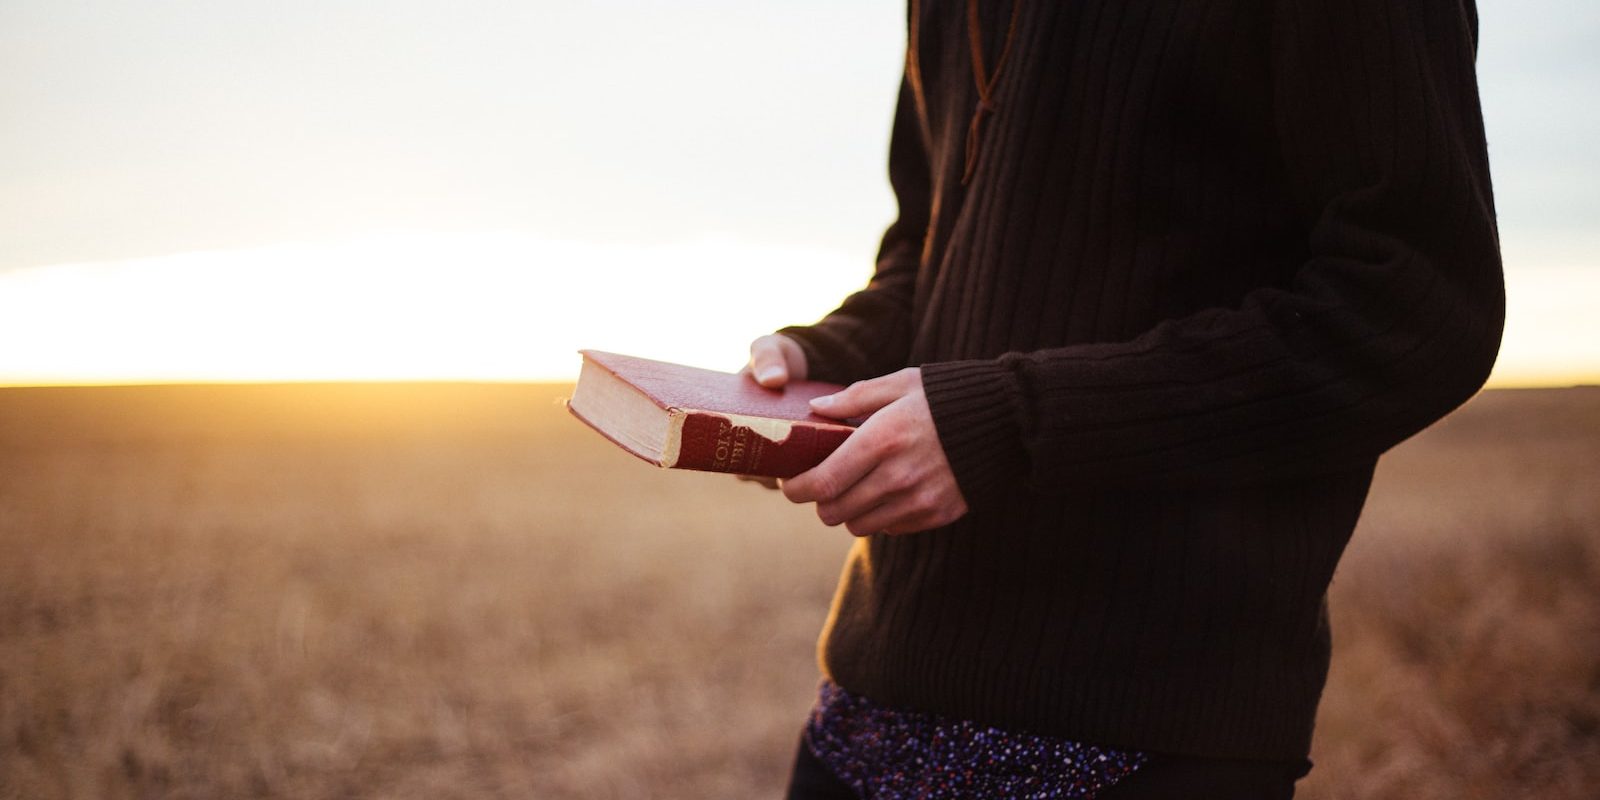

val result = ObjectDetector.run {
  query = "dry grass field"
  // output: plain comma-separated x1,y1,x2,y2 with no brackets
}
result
1,383,1596,799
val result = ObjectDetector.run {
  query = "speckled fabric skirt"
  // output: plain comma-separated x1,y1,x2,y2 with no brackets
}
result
804,681,1146,799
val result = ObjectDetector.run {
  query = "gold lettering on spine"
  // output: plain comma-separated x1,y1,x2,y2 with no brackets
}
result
707,416,782,474
746,431,766,473
728,425,748,470
711,420,733,470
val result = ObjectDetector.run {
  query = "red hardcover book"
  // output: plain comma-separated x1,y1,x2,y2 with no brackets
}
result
566,350,854,478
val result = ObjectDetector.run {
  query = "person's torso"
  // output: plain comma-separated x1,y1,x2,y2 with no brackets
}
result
905,0,1306,364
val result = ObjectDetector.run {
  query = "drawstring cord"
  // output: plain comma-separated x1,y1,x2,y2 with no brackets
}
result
905,0,1021,186
962,0,1020,184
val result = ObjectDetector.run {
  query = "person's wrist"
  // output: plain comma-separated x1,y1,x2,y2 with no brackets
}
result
920,359,1028,504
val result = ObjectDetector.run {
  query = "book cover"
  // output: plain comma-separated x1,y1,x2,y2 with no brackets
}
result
566,350,855,478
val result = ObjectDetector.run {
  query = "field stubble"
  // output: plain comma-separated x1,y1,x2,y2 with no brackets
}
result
1,384,1596,799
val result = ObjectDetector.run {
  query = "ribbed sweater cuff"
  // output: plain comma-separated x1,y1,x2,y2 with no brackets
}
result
920,359,1028,504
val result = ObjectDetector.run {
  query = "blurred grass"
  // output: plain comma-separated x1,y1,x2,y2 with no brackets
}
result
0,384,1596,799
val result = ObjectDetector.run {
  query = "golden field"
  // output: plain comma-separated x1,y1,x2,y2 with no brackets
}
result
1,383,1597,799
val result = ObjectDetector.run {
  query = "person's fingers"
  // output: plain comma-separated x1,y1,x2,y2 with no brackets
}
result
748,339,784,386
814,458,924,526
747,334,808,388
809,369,917,420
841,498,912,537
777,336,808,381
782,425,888,504
840,492,934,537
844,482,967,536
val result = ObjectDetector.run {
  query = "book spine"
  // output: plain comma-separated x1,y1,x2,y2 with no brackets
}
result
674,412,850,478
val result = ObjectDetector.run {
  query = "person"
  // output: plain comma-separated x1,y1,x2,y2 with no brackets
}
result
745,0,1505,797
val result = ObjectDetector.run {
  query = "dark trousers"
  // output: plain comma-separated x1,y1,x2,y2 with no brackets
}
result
784,736,857,800
784,735,1311,799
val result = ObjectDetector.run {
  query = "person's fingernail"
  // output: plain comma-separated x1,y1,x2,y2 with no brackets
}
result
811,394,834,407
757,367,783,384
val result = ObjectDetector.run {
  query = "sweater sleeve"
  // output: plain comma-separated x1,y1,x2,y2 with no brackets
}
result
778,72,930,386
921,0,1505,498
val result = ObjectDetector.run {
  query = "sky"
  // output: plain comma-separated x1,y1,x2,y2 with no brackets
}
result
0,0,1595,385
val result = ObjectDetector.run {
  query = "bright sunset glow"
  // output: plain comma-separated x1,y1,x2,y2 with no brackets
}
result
0,233,866,384
1492,251,1600,387
0,233,1593,387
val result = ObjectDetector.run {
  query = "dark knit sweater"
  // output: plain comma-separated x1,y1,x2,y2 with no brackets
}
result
779,0,1503,760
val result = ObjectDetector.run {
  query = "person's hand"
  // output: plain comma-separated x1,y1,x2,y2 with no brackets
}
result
782,368,968,536
744,333,808,388
736,334,810,490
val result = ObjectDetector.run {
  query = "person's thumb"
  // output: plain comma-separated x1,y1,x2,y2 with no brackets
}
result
748,334,807,388
809,371,911,420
